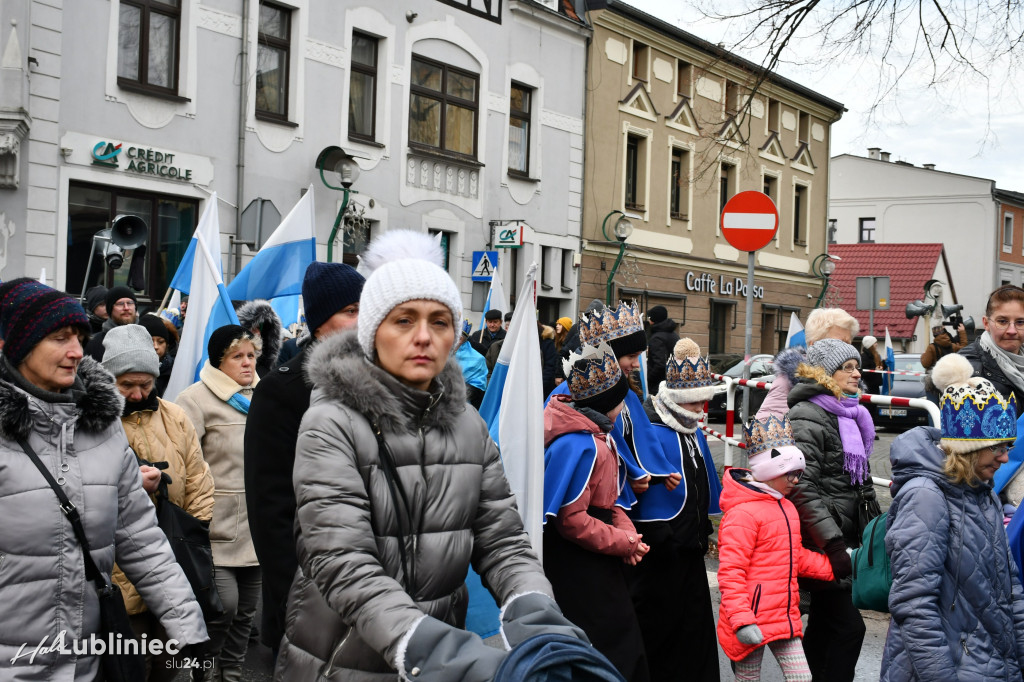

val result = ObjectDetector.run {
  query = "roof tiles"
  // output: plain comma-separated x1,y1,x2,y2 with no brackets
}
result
826,243,945,340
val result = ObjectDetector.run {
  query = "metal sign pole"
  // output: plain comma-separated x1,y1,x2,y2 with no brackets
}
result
742,251,755,424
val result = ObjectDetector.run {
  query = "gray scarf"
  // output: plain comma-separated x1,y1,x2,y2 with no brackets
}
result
652,391,703,434
979,331,1024,397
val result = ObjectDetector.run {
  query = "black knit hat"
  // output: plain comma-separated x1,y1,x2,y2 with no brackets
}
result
647,305,668,325
139,314,170,342
485,309,503,321
576,374,631,415
84,285,108,314
0,278,90,366
207,324,247,368
608,329,648,358
302,262,365,335
105,285,137,315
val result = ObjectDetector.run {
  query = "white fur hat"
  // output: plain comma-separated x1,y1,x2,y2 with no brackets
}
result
356,230,463,359
861,335,877,350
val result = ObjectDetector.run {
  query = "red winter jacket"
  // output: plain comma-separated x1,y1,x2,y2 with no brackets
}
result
717,468,834,661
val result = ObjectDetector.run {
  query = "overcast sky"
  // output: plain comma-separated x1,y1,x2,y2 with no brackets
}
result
624,1,1024,192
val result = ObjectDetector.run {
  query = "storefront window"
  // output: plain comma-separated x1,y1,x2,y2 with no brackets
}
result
66,182,197,305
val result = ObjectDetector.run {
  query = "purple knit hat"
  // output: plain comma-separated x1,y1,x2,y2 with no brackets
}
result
0,278,90,365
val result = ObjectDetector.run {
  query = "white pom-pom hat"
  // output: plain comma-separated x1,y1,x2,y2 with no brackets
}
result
356,230,464,359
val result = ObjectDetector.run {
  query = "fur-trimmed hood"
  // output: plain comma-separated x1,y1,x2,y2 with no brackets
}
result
305,329,467,435
793,362,849,400
0,356,124,441
773,347,806,386
237,299,283,370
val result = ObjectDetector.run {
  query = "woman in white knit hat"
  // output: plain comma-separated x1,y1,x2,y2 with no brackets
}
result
275,230,584,681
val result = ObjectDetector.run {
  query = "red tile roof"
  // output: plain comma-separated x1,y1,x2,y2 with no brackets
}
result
827,244,945,340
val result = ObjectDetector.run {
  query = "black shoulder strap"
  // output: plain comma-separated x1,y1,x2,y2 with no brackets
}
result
16,436,109,591
366,422,415,593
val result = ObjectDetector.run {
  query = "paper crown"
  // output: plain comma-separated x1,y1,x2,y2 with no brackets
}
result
563,342,623,402
578,300,644,346
658,337,720,403
940,391,1017,443
744,415,798,458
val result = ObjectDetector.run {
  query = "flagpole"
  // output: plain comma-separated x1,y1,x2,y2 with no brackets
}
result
157,286,174,313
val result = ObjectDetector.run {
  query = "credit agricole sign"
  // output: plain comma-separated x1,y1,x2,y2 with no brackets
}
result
59,131,214,186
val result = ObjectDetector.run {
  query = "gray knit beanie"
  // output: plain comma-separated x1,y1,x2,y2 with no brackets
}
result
102,324,160,378
806,338,860,376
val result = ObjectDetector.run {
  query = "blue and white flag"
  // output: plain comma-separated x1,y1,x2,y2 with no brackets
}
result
163,194,239,401
883,327,896,395
226,186,316,302
785,311,805,348
638,350,650,399
476,260,509,344
470,263,542,638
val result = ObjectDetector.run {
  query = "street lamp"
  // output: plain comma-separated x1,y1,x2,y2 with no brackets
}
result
811,253,839,308
602,210,633,305
316,146,361,263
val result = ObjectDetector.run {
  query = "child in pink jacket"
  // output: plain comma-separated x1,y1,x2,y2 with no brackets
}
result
717,416,837,681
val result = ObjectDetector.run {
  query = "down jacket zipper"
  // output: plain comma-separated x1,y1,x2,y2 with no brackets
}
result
778,498,795,638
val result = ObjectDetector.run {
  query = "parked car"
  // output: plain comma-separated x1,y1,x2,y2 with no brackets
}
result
708,353,743,376
874,353,931,430
706,354,775,422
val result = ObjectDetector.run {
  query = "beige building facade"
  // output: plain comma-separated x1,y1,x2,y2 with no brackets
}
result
579,1,844,354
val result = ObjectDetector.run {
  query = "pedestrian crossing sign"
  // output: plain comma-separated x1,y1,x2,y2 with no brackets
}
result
471,251,499,281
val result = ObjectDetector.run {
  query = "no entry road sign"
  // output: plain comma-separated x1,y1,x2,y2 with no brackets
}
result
720,191,779,252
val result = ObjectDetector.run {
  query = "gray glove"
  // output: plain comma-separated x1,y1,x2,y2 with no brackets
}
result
736,624,764,646
501,592,590,648
400,616,505,681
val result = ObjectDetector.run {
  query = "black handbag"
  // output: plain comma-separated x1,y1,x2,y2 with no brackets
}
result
154,475,224,619
17,436,145,681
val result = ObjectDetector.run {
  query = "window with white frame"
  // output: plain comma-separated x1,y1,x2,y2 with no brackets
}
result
508,82,532,176
632,40,648,81
409,56,479,158
676,59,692,97
793,184,808,245
670,147,689,219
720,162,736,215
117,0,181,95
625,134,646,211
1005,214,1014,252
255,2,292,122
349,32,378,142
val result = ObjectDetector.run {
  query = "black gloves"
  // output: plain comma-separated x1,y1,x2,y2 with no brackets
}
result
825,538,852,579
500,592,589,649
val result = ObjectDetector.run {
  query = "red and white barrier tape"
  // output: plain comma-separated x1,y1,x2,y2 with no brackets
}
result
862,368,927,377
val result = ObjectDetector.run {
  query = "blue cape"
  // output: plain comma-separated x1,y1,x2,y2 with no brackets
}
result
993,411,1024,494
455,342,489,392
543,430,636,523
547,383,677,482
633,425,722,522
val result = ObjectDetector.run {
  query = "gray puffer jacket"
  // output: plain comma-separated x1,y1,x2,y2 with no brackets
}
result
881,426,1024,681
0,357,207,680
787,376,879,583
274,331,555,680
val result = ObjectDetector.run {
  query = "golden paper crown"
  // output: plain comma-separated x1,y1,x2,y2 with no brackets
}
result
563,342,623,402
744,415,797,458
579,300,644,346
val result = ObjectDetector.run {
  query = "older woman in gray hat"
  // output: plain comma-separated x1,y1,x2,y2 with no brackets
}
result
787,338,880,682
102,324,215,680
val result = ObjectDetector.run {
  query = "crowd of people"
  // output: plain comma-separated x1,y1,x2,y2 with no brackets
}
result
3,238,1024,680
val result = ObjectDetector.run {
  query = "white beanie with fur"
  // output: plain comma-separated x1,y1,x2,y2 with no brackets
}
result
356,230,464,359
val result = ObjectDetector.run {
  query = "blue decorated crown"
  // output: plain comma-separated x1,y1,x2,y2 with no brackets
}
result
578,300,644,346
563,342,623,402
935,354,1017,453
744,415,798,458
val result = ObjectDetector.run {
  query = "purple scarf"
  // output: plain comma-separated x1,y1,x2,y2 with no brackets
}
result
809,393,875,485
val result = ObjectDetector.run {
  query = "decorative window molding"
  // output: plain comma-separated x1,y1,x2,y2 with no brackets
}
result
665,96,698,135
618,82,658,123
759,131,786,165
247,0,307,153
717,116,746,151
791,141,815,174
342,7,395,168
621,122,652,222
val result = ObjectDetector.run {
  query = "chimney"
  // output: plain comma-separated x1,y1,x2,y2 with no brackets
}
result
923,163,935,170
880,151,891,162
867,147,881,160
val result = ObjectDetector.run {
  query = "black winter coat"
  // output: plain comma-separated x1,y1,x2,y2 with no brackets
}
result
243,342,313,649
960,339,1024,417
787,379,880,589
647,319,680,391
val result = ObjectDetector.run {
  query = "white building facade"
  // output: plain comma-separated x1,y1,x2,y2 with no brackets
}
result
829,150,1002,325
0,0,589,323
